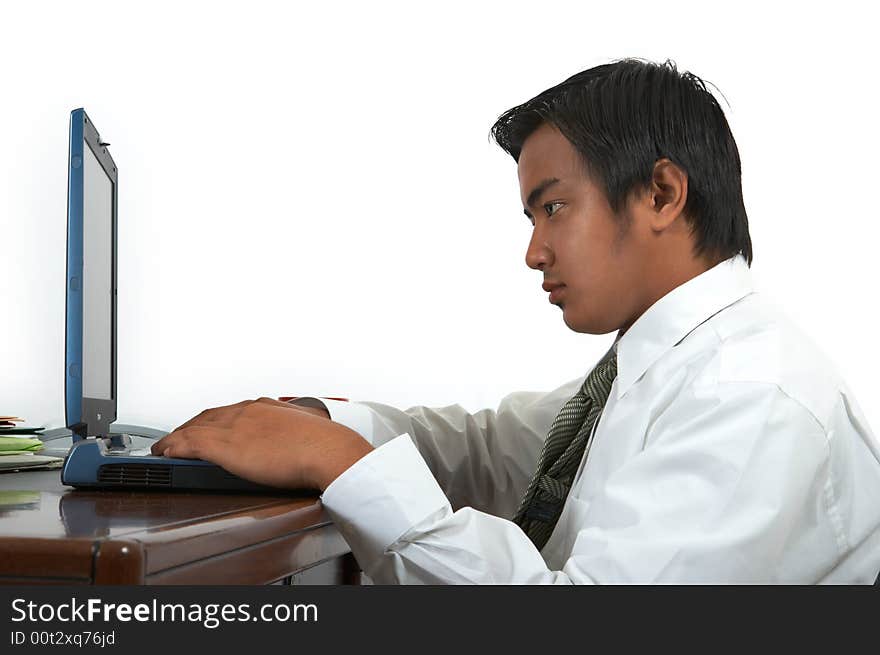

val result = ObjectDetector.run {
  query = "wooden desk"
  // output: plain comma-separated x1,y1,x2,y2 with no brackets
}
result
0,470,360,585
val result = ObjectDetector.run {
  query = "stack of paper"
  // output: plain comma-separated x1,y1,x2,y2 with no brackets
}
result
0,415,45,436
0,415,63,471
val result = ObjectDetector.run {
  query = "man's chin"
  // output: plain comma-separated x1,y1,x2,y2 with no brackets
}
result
562,308,617,335
561,306,584,333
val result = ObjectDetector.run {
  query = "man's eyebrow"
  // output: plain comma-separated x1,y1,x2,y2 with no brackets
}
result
523,177,561,219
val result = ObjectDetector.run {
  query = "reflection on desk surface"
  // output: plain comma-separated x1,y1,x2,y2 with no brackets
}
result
0,490,40,512
0,470,319,540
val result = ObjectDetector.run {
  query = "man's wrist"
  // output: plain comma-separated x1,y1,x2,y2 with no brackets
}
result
312,430,375,492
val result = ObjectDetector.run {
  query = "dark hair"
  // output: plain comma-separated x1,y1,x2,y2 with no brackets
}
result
490,58,753,265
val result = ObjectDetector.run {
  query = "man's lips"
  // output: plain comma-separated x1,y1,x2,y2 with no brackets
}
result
542,281,565,303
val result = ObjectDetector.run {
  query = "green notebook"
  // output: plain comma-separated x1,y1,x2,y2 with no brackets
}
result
0,436,43,455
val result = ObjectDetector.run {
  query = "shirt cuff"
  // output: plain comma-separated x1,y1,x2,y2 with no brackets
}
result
288,397,376,444
320,434,451,569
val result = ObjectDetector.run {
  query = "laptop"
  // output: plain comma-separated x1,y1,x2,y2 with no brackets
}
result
60,108,276,492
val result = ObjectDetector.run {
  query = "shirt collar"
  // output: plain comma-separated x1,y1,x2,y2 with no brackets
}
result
612,254,755,399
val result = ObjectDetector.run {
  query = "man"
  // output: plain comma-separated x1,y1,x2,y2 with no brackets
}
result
153,59,880,583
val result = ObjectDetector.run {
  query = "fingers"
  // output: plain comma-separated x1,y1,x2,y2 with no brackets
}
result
151,426,226,461
153,396,330,462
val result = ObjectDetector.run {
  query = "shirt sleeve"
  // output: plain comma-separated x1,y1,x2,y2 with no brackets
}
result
321,433,557,583
292,380,582,518
321,381,837,584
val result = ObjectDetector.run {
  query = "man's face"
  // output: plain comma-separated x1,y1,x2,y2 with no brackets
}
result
518,122,648,335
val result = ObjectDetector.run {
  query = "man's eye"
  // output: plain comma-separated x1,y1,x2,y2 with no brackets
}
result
544,202,563,217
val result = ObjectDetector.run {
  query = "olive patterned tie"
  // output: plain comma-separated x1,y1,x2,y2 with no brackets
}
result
513,348,618,550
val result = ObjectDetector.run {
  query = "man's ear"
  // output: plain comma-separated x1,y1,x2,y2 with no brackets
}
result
645,158,688,232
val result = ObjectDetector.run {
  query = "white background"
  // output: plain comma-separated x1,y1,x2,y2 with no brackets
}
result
1,1,877,433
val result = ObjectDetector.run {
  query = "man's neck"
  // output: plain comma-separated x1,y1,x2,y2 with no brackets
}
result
618,250,725,339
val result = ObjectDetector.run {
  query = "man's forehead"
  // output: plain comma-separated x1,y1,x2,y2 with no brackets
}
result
517,124,582,199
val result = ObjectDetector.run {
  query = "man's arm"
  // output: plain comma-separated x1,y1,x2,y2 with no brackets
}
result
150,375,580,517
287,380,581,518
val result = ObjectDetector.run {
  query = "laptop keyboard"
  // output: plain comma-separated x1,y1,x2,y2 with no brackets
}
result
105,447,154,457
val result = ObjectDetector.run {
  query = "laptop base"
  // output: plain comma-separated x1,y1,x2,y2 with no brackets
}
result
61,438,279,493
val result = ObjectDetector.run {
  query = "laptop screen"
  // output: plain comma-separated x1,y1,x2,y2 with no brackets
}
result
82,140,113,400
66,108,118,439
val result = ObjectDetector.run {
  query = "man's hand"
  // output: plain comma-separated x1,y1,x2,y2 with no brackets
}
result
150,397,372,491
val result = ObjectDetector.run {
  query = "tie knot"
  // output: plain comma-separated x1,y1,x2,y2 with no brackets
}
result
582,353,617,404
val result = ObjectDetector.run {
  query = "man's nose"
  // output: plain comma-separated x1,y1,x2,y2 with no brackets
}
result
525,225,552,271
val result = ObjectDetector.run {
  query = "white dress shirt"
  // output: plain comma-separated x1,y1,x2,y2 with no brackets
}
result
312,255,880,583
